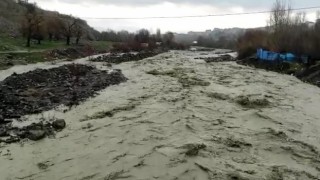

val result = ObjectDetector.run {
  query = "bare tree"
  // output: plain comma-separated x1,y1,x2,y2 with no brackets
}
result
268,0,292,51
163,32,174,45
156,29,162,42
313,11,320,58
316,11,320,31
61,18,78,45
268,0,292,29
237,29,269,59
21,3,43,47
45,16,64,41
74,23,83,45
134,29,150,43
290,12,309,56
33,17,45,44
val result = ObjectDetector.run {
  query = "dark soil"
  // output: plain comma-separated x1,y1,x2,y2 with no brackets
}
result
196,54,235,63
237,57,291,73
181,143,207,156
91,51,165,64
296,64,320,86
0,64,127,123
236,96,270,108
0,118,67,143
47,46,92,60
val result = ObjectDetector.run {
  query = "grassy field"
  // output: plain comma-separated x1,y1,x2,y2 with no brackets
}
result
87,41,113,52
0,35,113,70
0,34,114,52
0,35,71,52
0,52,48,70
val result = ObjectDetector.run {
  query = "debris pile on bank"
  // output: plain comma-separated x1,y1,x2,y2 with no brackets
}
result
195,54,235,63
0,64,127,142
0,64,127,122
0,118,66,143
91,51,164,64
296,64,320,86
237,56,291,72
48,47,87,60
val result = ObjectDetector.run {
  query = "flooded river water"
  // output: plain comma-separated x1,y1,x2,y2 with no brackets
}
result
1,50,320,179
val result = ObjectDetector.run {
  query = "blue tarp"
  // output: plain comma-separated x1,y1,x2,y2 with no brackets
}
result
257,49,297,62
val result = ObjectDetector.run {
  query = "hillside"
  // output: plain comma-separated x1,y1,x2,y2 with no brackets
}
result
0,0,113,70
0,0,99,40
175,28,246,44
175,27,267,49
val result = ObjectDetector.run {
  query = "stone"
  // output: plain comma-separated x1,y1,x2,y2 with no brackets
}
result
6,54,13,59
2,136,20,144
27,130,46,141
0,126,7,137
0,115,4,123
52,119,66,131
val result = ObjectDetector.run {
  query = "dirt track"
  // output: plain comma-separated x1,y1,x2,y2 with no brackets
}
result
1,50,320,179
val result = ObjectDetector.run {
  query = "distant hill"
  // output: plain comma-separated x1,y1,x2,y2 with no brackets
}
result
0,0,99,40
175,28,247,44
174,27,267,49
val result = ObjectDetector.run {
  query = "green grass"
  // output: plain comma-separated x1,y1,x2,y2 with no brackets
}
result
0,35,26,51
27,41,68,51
0,52,48,69
9,52,47,63
0,34,113,70
0,34,70,52
87,41,112,52
0,34,112,53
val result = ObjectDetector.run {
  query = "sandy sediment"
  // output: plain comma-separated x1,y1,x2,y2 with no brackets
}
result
0,50,320,179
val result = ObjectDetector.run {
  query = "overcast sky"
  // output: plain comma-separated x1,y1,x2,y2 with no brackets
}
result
29,0,320,33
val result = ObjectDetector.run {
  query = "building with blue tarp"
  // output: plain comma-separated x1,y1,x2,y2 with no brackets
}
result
257,48,300,63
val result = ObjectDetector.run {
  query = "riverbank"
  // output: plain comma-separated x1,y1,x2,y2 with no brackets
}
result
237,57,320,87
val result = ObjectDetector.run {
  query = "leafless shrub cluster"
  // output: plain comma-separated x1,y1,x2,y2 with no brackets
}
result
237,0,320,60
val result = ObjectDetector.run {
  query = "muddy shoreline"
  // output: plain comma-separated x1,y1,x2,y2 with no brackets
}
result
91,50,166,64
0,64,127,122
0,64,127,142
237,57,320,87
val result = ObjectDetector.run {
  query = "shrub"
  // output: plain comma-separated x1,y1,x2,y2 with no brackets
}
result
236,30,269,59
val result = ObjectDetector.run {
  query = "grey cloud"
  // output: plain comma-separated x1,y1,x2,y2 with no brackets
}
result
36,0,320,9
39,0,272,8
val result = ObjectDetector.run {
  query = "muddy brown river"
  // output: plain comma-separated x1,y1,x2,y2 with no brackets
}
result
1,50,320,180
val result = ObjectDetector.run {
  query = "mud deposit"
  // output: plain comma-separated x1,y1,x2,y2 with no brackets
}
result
297,64,320,87
47,47,87,59
196,54,235,63
1,51,320,180
0,64,127,121
91,51,164,64
0,118,66,143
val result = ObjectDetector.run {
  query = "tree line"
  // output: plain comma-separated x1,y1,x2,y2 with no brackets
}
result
197,36,237,50
20,2,86,47
108,29,186,52
98,29,174,44
237,0,320,60
19,2,180,50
